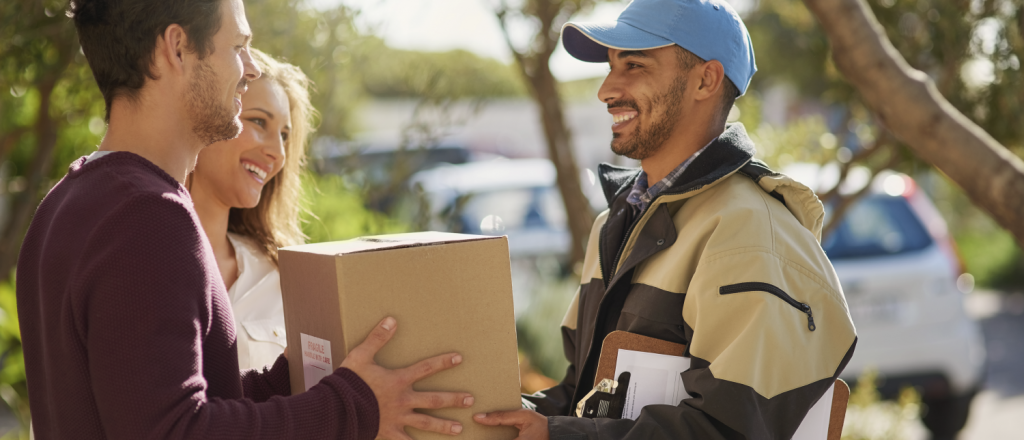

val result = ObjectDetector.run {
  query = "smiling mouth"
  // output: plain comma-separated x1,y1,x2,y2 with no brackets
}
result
243,162,268,180
613,113,637,124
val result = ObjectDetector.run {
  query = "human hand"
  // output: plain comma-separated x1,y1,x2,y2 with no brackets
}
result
473,409,550,440
341,317,473,440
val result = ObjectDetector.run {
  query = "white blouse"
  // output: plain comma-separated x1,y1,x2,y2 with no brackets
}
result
227,233,287,370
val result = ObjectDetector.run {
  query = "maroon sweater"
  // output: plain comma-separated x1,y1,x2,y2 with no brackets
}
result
17,152,379,439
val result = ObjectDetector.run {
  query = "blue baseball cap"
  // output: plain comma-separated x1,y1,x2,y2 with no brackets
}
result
562,0,757,95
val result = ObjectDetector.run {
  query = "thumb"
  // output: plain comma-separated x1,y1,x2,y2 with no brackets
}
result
473,411,519,426
351,316,396,361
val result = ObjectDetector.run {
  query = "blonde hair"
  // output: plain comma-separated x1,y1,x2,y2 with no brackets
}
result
227,48,316,264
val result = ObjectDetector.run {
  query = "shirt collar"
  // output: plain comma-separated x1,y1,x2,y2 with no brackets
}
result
625,138,716,214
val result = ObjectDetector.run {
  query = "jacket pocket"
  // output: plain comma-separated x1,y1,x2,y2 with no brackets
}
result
719,282,816,331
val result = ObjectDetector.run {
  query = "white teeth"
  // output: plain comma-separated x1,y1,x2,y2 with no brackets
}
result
243,163,267,180
613,113,637,124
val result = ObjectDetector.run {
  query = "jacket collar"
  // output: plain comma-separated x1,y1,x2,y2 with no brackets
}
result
597,123,756,207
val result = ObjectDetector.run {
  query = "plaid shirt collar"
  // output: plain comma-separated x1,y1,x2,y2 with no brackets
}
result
626,139,715,215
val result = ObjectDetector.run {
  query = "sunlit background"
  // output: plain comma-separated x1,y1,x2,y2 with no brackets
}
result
1,0,1023,438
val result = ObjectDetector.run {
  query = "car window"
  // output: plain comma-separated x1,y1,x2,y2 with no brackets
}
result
460,187,566,234
822,195,933,260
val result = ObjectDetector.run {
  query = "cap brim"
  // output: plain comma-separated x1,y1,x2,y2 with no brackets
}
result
562,21,674,63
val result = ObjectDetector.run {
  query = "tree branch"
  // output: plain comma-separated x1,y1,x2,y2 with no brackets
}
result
819,130,891,203
495,4,530,76
821,143,903,237
803,0,1024,249
0,127,29,161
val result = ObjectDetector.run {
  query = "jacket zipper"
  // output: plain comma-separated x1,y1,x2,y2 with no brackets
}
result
608,218,636,283
720,282,816,331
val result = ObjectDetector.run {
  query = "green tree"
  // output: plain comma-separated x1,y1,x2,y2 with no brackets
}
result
494,0,614,267
744,0,1024,279
0,0,106,285
244,0,367,139
0,5,106,430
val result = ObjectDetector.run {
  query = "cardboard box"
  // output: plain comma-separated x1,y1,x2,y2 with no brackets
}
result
279,232,520,440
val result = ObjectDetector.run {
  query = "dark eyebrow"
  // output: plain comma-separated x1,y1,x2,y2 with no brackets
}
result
249,108,274,119
617,50,649,60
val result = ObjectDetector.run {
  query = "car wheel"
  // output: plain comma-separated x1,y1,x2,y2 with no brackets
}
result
921,389,977,440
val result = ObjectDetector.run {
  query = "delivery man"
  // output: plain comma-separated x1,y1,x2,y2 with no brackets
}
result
474,0,857,438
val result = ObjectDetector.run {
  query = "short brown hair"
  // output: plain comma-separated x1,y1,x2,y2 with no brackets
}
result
69,0,223,120
675,46,739,126
226,49,316,264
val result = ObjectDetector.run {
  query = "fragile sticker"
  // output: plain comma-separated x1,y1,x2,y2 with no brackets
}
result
300,333,333,391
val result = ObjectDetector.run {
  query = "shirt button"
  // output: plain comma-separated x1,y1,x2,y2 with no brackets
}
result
657,239,665,246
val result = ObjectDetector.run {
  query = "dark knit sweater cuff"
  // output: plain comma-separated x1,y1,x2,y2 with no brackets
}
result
330,367,380,438
266,354,292,396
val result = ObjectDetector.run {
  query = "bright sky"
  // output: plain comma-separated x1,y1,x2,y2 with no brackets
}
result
317,0,752,82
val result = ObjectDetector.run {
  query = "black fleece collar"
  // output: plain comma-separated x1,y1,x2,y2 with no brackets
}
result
597,123,757,207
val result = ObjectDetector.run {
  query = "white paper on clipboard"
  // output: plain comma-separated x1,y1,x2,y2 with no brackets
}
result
791,383,834,440
614,349,834,439
613,349,691,420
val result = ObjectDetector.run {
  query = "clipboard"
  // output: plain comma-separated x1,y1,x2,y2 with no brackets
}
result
594,330,687,387
592,331,851,440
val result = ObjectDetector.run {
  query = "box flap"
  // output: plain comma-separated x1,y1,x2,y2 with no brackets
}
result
280,231,500,256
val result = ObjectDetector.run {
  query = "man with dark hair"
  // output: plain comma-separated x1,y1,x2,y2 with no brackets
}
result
475,0,857,438
17,0,472,438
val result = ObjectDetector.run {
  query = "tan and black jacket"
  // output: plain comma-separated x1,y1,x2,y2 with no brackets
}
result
523,124,858,439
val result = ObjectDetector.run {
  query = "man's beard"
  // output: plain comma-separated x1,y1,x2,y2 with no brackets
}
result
610,75,688,160
186,59,243,146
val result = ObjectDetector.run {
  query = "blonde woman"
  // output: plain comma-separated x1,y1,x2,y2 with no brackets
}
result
189,49,313,369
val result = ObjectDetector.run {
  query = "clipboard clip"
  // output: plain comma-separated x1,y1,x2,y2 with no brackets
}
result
575,371,631,419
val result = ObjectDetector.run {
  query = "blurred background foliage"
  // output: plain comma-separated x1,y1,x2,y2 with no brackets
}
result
0,0,1022,436
740,0,1024,288
843,370,924,440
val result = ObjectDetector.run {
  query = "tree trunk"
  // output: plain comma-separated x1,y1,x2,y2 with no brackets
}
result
495,1,596,269
526,64,594,266
0,79,59,279
803,0,1024,248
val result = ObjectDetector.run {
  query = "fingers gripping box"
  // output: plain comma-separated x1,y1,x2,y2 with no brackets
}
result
279,232,520,439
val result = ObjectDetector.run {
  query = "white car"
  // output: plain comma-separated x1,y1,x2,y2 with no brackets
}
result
409,158,604,259
789,165,986,439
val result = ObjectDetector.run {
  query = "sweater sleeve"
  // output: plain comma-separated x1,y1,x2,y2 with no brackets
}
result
241,354,292,403
77,194,379,440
